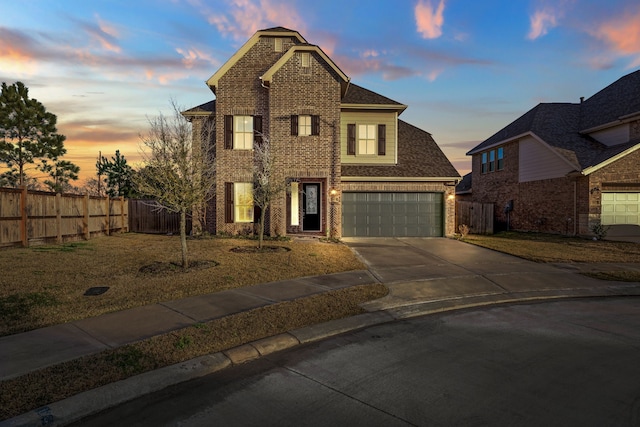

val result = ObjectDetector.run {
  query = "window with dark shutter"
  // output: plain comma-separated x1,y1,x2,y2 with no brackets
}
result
347,124,356,155
377,124,386,155
311,115,320,136
224,115,233,149
225,182,234,223
291,115,298,136
253,115,262,146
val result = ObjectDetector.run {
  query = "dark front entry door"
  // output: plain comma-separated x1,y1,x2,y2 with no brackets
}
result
302,183,321,231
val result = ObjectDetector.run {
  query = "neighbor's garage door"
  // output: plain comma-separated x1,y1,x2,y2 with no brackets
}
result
601,193,640,225
342,192,443,237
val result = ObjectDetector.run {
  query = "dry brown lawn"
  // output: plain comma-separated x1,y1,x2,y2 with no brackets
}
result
464,232,640,282
464,232,640,263
0,233,366,336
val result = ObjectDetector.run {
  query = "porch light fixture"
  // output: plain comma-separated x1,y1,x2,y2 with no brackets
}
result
329,188,338,196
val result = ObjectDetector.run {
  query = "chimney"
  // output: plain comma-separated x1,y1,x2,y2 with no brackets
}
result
580,96,584,103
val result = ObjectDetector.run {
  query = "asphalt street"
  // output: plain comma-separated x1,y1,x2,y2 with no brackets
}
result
73,297,640,427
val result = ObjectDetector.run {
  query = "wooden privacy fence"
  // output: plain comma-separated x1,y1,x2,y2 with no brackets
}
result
456,201,494,235
0,187,128,248
128,199,192,235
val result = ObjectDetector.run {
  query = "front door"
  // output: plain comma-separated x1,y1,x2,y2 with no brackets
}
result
302,183,321,231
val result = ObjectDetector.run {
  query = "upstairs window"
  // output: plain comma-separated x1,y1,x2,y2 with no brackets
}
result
224,115,262,149
481,147,504,173
291,115,320,136
358,124,376,155
347,123,386,156
299,115,312,136
234,116,253,149
489,150,495,172
274,38,283,52
301,52,310,67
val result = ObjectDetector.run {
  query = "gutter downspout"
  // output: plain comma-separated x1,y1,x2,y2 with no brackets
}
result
573,180,577,236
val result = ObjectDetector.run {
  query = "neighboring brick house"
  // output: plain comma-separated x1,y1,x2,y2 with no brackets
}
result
464,70,640,235
184,27,460,238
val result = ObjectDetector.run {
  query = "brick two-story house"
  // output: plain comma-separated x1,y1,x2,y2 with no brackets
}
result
464,70,640,235
184,27,460,238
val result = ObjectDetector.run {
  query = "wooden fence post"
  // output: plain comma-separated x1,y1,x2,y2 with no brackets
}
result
105,195,110,236
120,196,126,232
20,186,28,247
56,193,62,244
83,194,90,240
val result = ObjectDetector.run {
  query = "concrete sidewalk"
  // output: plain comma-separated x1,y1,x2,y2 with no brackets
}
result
3,237,640,426
0,269,376,381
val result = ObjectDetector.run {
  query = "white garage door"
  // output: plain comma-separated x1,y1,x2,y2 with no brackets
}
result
601,193,640,225
342,192,443,237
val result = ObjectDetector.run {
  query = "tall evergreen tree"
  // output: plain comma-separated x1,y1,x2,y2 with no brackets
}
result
0,81,68,186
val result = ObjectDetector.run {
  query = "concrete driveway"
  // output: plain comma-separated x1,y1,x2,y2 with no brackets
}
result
341,237,640,316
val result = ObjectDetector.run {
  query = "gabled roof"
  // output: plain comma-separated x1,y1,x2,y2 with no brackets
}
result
260,44,350,97
467,69,640,173
205,27,307,93
342,119,460,180
341,83,407,114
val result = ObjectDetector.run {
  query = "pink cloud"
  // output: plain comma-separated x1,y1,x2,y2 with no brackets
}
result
591,8,640,63
415,0,446,40
527,8,558,40
206,0,305,40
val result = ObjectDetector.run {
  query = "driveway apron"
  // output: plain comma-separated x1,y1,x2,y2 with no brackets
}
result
342,237,624,312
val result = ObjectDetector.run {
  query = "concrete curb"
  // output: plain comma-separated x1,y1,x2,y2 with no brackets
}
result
3,287,640,427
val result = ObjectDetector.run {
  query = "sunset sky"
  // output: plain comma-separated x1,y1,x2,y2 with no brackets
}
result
2,0,640,184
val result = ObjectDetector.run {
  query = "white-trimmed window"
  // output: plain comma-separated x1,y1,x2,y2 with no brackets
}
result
301,52,310,67
358,124,376,155
234,116,253,150
234,183,254,223
497,147,504,170
299,115,312,136
291,115,319,136
274,38,283,52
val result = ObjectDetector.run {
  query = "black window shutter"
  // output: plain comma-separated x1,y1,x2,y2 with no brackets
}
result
224,115,233,149
311,115,320,136
377,124,386,155
291,115,298,136
253,205,262,224
225,182,234,223
347,124,356,155
253,115,262,146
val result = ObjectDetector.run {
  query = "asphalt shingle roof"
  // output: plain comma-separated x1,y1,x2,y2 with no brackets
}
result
468,70,640,170
183,100,215,114
580,70,640,131
341,83,405,107
341,119,460,178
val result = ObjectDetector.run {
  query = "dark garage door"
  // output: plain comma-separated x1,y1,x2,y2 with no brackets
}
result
342,192,443,237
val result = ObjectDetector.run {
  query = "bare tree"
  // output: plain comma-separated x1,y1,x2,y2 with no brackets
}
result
135,101,215,269
253,136,288,249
